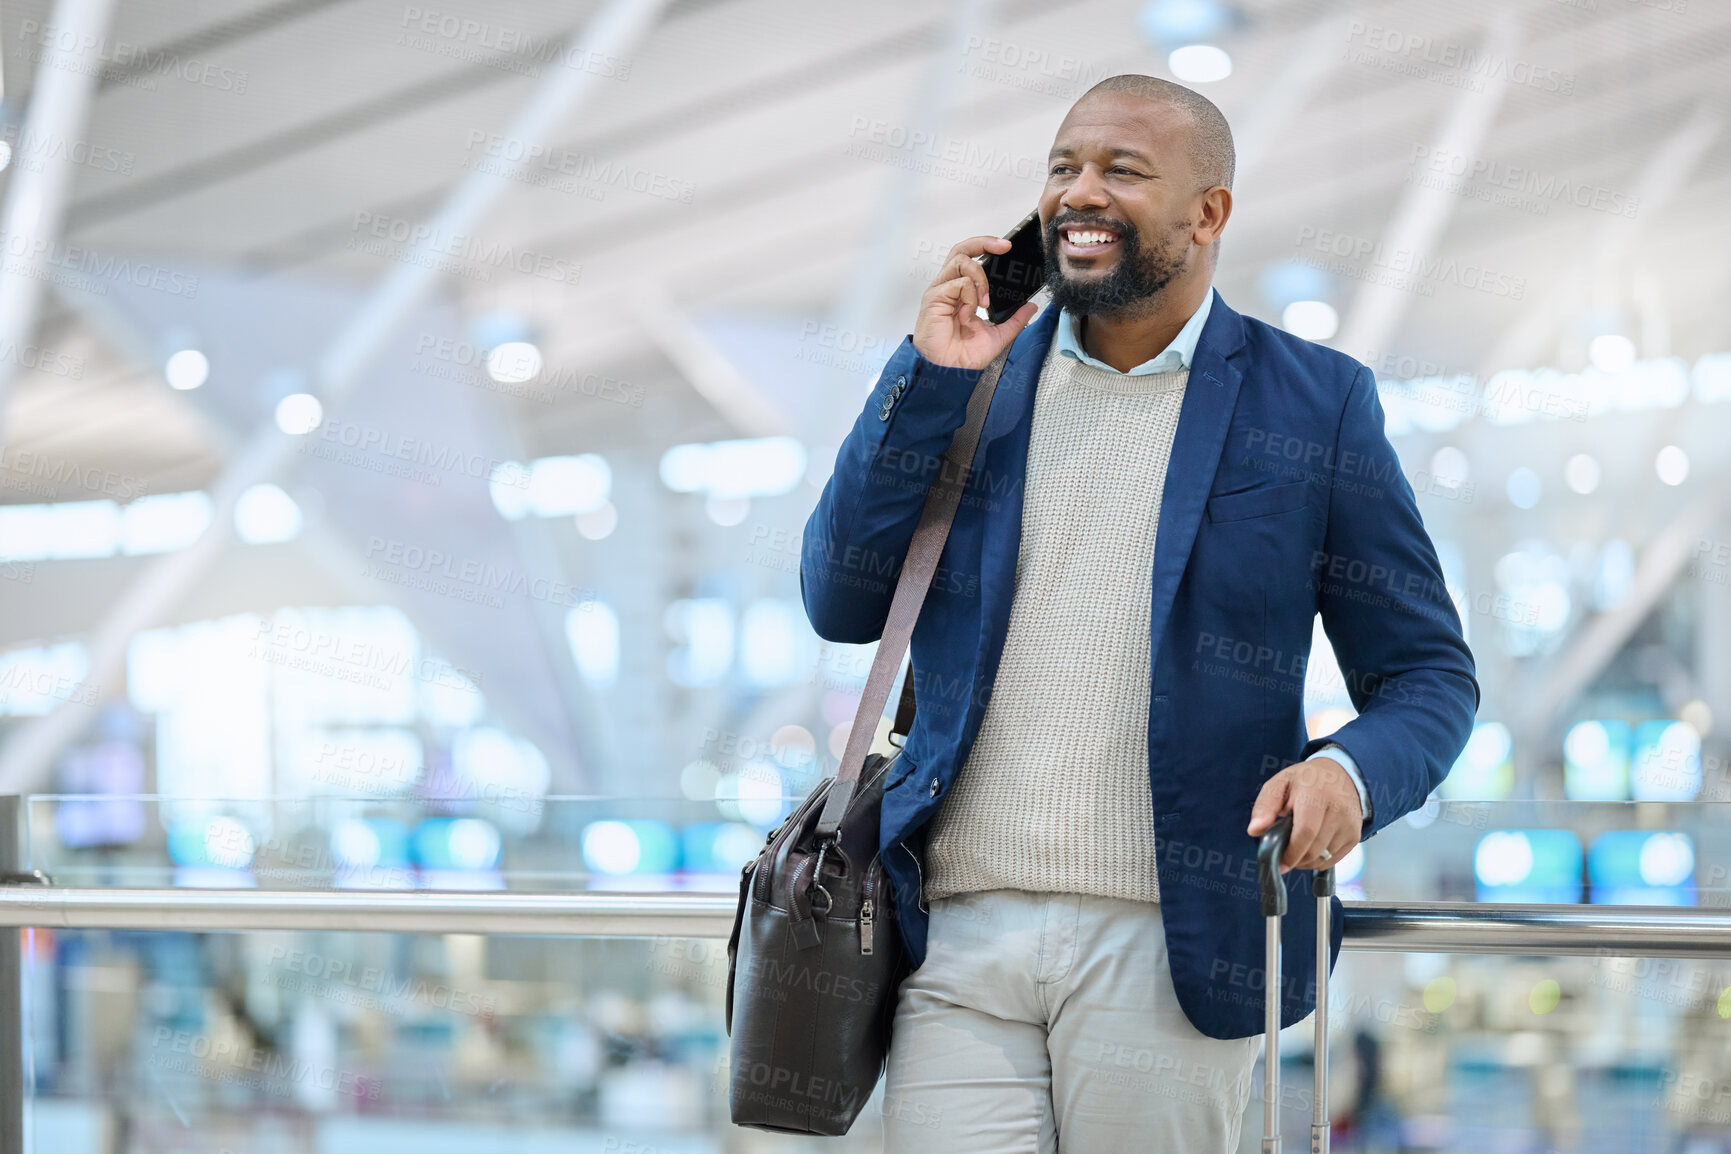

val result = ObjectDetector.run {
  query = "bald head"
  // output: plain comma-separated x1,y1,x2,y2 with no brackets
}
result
1075,74,1235,192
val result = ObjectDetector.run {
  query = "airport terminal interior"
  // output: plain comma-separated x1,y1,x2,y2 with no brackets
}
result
0,0,1728,1149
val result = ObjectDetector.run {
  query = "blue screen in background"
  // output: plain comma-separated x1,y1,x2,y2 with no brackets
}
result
1563,720,1632,801
1588,830,1696,906
1475,829,1583,904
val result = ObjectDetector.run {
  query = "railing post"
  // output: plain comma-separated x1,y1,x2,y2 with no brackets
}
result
0,795,22,1154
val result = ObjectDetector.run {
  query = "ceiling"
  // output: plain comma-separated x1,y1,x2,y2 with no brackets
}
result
0,0,1728,789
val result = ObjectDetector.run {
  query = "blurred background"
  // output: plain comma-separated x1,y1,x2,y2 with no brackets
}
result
0,0,1727,1149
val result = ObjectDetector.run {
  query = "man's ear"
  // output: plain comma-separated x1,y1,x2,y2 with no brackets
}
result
1195,185,1233,247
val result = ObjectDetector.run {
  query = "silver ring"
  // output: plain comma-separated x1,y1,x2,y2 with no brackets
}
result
1318,848,1333,862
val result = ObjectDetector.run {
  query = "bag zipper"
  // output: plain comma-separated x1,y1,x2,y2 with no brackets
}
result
860,858,881,955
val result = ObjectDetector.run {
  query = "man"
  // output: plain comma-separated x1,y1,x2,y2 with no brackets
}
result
800,74,1478,1152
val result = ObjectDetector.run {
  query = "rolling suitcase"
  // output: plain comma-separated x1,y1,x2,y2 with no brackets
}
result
1257,813,1334,1154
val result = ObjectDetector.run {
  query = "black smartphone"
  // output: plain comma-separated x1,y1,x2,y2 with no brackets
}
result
978,208,1046,325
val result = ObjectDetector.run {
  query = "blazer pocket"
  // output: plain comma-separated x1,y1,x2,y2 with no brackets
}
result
1206,479,1311,523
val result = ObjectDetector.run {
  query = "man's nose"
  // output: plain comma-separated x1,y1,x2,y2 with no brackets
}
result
1060,165,1111,212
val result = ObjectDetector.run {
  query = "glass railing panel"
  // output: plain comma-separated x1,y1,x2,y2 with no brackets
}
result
20,796,1731,909
21,794,788,893
13,795,1731,1151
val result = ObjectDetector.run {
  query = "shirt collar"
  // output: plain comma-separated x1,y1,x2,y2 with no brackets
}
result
1055,288,1214,376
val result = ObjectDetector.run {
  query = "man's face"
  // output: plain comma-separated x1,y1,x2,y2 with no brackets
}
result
1037,93,1207,318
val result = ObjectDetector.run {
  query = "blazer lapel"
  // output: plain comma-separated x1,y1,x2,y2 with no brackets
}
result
1147,291,1247,660
975,302,1060,453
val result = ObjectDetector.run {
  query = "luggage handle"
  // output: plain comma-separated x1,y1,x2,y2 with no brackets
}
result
1255,813,1335,1154
1256,813,1294,917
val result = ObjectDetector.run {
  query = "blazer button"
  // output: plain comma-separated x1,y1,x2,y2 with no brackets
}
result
928,776,940,798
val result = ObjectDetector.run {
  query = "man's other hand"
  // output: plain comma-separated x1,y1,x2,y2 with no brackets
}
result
912,235,1039,369
1246,758,1364,873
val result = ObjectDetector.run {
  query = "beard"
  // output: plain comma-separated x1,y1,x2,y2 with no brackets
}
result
1042,213,1187,317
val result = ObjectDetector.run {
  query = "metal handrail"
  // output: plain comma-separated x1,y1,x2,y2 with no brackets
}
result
1,887,1730,957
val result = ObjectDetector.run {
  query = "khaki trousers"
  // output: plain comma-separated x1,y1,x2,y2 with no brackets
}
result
880,889,1261,1153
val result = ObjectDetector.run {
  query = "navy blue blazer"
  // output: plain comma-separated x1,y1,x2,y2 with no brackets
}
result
800,292,1479,1039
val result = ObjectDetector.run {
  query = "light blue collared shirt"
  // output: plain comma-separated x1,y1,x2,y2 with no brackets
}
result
1054,287,1214,375
1053,288,1373,831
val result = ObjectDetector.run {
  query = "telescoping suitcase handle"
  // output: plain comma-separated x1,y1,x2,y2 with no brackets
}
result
1257,813,1335,1154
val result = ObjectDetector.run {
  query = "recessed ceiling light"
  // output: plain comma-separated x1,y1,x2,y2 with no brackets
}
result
1587,333,1635,373
1169,44,1231,83
164,349,210,390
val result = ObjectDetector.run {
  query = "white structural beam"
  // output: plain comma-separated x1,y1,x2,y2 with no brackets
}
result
0,0,672,792
1521,482,1729,732
817,0,995,438
1334,14,1521,363
628,280,791,438
1233,14,1352,183
1489,104,1723,741
0,0,116,450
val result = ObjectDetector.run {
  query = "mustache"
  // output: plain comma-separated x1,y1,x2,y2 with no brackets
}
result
1047,214,1137,239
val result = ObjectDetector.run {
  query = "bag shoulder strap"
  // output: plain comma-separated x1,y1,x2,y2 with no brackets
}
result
890,667,917,743
815,336,1018,839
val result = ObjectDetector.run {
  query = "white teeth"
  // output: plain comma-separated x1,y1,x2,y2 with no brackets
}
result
1066,230,1117,246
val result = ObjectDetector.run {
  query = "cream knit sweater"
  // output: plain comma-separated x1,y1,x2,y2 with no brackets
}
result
922,336,1188,905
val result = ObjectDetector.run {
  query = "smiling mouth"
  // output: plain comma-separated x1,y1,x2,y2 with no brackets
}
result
1059,227,1122,258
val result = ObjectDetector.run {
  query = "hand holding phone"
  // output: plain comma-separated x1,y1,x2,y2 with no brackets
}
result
912,211,1044,370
